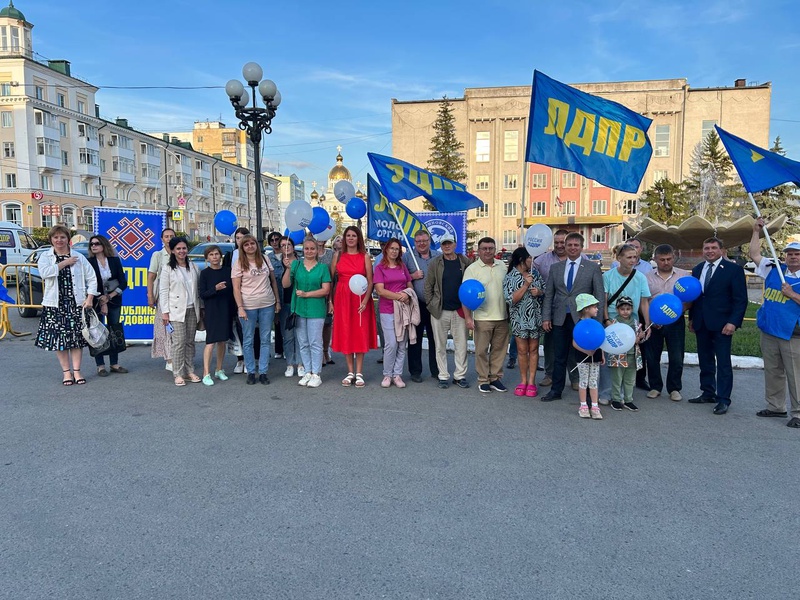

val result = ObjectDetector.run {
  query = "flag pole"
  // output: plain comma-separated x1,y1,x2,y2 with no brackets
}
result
387,200,421,271
747,192,786,284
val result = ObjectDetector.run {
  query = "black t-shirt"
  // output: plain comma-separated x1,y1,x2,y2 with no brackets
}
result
442,256,463,310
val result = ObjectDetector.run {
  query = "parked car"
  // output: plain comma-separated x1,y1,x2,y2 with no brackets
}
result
16,244,90,318
0,221,39,279
187,242,236,270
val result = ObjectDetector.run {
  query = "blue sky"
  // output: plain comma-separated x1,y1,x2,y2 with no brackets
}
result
25,0,800,193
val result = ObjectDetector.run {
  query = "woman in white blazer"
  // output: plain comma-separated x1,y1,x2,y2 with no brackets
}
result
34,225,98,386
158,237,202,386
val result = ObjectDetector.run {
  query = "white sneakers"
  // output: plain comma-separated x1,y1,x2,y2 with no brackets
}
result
285,365,295,377
233,361,244,374
647,389,660,399
297,365,307,377
298,373,321,387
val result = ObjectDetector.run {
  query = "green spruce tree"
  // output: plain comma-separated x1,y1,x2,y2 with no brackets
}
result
640,178,689,225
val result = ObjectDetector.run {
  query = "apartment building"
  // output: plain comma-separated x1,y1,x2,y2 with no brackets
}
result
0,2,270,239
391,78,771,252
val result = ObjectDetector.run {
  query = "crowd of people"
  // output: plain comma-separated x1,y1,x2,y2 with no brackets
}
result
31,222,800,428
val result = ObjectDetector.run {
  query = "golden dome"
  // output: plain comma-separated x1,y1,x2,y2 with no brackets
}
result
328,149,351,184
310,189,319,200
355,189,364,199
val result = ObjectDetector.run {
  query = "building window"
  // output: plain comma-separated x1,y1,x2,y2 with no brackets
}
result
474,203,489,218
591,227,607,244
83,209,93,229
1,111,12,127
62,179,71,193
475,175,490,191
82,182,90,196
41,208,54,229
562,172,577,188
591,200,607,215
653,170,668,183
37,137,59,157
40,175,52,191
57,92,66,107
475,131,490,163
701,120,717,141
59,121,68,137
79,148,100,166
0,82,10,96
654,124,670,157
62,150,68,165
3,141,13,158
100,159,106,173
563,200,576,215
35,85,44,100
5,173,16,188
77,99,86,114
503,174,518,190
503,202,518,217
530,173,547,188
504,131,519,161
112,157,135,174
502,230,517,246
531,201,547,216
622,198,638,215
3,202,22,226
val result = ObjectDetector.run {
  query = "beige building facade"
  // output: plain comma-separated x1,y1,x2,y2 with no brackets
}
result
391,78,771,252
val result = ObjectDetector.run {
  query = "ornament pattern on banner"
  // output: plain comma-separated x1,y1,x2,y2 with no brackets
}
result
106,217,156,260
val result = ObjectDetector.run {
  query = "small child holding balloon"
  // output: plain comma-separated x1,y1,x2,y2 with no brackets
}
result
607,296,645,412
572,294,605,420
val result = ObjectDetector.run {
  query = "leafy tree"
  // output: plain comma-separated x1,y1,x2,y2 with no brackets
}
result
640,178,689,225
426,97,475,241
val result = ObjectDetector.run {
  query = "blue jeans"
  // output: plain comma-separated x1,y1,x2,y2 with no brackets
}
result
295,317,324,375
240,305,275,375
278,305,298,365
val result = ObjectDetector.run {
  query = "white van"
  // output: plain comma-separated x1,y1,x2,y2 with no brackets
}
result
0,221,39,273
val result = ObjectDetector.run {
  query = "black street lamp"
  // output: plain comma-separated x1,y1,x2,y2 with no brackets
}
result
225,62,281,245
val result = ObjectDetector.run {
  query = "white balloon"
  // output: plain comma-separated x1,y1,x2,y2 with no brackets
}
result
334,180,356,204
349,274,368,296
524,224,554,258
285,200,314,231
314,217,336,242
600,322,637,354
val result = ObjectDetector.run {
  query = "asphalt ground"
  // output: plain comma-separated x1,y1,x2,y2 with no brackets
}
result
1,308,798,600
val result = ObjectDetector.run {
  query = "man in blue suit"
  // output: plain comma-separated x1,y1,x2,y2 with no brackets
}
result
688,237,748,415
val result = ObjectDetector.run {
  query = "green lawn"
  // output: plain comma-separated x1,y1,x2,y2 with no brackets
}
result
683,302,762,357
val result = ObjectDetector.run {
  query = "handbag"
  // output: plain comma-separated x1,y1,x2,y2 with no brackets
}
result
103,278,120,294
90,322,126,357
81,307,109,350
285,260,299,330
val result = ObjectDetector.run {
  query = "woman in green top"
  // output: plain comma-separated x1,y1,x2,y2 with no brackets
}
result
283,236,332,388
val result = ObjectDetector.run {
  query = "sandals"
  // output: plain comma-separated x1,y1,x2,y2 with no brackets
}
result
514,384,526,396
62,369,74,386
187,373,202,383
342,372,355,387
174,376,186,387
354,373,365,388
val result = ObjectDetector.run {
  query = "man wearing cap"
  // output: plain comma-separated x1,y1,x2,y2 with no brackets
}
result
749,219,800,428
403,230,441,382
541,232,604,402
463,236,510,393
424,234,472,389
688,237,748,415
645,244,690,401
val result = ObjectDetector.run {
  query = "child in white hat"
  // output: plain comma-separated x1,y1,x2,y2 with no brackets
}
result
573,293,604,420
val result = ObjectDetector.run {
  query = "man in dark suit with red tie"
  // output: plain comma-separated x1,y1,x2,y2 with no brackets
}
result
688,237,748,415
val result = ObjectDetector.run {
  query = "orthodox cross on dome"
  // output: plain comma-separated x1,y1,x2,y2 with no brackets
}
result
337,145,342,154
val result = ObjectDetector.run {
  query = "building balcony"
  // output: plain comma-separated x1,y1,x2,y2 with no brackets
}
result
77,162,101,180
37,154,61,172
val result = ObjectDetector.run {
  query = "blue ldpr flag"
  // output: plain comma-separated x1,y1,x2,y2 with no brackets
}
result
366,175,427,243
715,126,800,193
368,153,484,213
526,70,653,193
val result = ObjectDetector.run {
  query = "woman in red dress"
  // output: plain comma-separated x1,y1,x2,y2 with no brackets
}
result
330,226,377,387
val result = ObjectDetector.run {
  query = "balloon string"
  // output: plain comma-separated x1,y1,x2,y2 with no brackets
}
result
570,355,590,373
359,293,363,327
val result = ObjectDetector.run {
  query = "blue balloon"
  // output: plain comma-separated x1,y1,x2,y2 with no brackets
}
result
214,210,237,235
573,318,605,351
649,293,683,326
673,276,702,302
288,229,305,245
308,206,330,235
345,197,367,220
458,279,486,311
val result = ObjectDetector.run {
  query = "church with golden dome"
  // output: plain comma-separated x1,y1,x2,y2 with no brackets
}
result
310,146,365,236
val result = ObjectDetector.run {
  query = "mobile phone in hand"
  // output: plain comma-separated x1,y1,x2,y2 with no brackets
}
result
165,323,174,334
